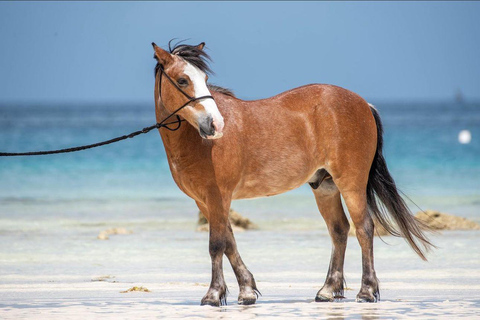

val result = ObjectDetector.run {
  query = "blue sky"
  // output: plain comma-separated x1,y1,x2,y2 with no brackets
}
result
0,1,479,104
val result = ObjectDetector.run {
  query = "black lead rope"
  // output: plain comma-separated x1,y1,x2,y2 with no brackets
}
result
0,67,214,157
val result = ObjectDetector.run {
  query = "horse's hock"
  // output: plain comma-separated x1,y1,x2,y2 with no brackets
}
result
197,209,258,232
348,220,389,237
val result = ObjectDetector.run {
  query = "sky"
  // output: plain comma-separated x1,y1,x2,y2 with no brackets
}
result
0,1,479,104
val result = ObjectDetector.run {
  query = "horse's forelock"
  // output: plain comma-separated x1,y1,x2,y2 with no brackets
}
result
169,42,213,75
153,41,212,77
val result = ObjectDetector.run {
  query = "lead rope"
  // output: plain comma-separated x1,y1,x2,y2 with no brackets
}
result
0,67,214,157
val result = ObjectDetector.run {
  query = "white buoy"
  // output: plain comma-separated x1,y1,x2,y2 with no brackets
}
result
458,130,471,144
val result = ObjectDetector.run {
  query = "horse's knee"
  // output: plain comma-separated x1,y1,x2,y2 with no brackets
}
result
332,219,350,240
209,224,227,256
209,238,226,257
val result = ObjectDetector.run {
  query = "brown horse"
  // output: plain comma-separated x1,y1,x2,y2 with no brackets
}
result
152,41,432,306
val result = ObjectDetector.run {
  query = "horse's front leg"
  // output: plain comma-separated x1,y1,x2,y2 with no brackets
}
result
196,197,230,306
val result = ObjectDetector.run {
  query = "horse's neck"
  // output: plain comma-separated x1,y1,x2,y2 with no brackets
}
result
155,99,171,123
155,101,200,161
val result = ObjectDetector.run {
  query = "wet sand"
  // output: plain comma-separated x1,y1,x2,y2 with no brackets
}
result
1,214,479,319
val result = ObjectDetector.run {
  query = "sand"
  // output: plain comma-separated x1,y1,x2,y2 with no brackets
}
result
1,221,479,319
1,197,479,319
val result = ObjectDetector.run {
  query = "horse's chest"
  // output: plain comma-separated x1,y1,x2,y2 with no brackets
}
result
167,155,204,198
168,157,191,182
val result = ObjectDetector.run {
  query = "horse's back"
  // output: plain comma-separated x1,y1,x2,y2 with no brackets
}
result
212,84,377,199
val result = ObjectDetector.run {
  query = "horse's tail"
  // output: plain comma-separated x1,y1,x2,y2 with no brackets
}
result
366,104,434,261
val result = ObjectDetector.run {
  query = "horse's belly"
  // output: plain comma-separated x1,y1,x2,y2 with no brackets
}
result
232,185,300,200
232,167,315,200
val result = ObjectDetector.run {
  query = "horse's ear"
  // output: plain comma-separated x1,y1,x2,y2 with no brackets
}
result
152,42,173,66
196,42,205,50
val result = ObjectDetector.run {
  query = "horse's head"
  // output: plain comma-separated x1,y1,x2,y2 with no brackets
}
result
152,42,224,139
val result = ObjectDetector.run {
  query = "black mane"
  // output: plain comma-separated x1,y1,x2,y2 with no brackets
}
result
154,40,212,77
169,41,213,75
154,40,235,97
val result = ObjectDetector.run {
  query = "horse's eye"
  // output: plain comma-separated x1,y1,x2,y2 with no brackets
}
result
177,78,189,86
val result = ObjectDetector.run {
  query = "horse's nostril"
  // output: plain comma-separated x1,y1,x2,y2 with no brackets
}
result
206,117,215,134
199,117,216,137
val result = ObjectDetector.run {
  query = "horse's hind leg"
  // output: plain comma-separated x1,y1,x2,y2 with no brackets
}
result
336,180,379,302
224,220,259,305
196,198,230,306
311,173,350,302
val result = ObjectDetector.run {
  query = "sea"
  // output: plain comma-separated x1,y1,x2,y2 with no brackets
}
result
0,101,479,228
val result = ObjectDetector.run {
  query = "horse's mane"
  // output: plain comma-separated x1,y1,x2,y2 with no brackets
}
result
154,40,235,97
206,84,235,97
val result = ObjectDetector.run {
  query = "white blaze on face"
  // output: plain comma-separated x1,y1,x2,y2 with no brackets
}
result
183,62,224,137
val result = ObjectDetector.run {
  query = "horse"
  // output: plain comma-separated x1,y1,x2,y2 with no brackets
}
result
151,41,433,306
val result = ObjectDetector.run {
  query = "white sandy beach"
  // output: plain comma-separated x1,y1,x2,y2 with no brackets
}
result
1,197,479,319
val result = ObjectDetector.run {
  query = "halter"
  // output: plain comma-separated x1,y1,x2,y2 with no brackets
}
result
155,65,215,131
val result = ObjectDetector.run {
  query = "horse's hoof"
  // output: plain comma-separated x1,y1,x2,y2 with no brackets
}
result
201,287,227,307
238,296,256,305
201,299,220,307
238,287,258,305
315,285,345,302
315,294,334,302
355,293,377,303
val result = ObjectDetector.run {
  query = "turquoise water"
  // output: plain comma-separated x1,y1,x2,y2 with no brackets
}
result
0,101,479,224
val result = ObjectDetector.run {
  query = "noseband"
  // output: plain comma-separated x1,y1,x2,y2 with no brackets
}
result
156,66,215,131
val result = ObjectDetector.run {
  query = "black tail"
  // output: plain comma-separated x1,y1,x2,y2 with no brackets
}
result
367,105,434,261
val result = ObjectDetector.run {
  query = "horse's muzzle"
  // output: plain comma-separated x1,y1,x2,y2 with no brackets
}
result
198,116,223,140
